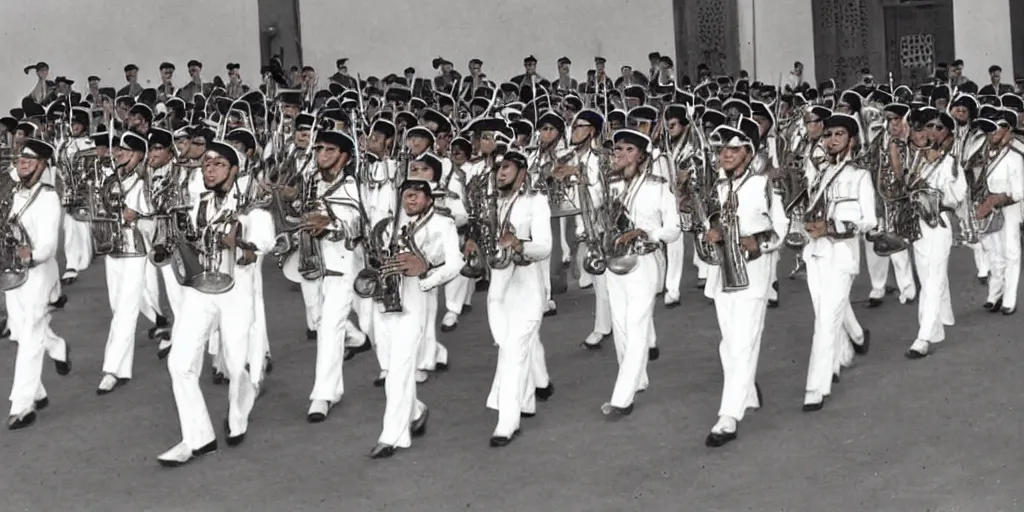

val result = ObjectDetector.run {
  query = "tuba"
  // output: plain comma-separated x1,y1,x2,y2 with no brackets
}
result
95,166,148,258
0,179,36,291
175,207,239,294
866,137,918,256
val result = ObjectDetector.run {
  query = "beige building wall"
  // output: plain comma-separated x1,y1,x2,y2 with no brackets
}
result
298,0,674,85
736,0,816,85
953,0,1014,83
0,0,262,111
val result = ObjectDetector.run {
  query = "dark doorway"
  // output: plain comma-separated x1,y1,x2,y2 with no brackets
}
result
257,0,302,69
882,0,954,85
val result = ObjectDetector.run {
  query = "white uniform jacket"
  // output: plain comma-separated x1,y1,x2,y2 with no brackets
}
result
704,168,788,301
803,160,877,275
487,190,552,319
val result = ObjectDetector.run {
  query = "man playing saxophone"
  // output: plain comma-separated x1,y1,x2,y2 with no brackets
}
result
97,132,167,395
974,108,1024,315
904,109,967,359
370,172,462,459
802,113,875,412
159,140,275,467
698,117,787,447
948,94,990,283
5,138,72,430
565,109,614,349
599,129,680,418
58,107,96,286
526,111,569,317
304,130,364,424
463,149,551,447
660,103,694,309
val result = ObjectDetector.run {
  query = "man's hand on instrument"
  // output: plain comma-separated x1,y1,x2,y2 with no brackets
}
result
805,220,827,239
237,248,257,266
17,246,31,263
551,164,579,182
463,239,479,258
615,229,647,247
305,213,332,237
705,227,722,244
123,208,138,223
498,232,522,253
396,252,428,277
739,235,761,255
279,185,298,201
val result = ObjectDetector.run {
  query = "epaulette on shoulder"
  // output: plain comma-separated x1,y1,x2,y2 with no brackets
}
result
645,174,668,184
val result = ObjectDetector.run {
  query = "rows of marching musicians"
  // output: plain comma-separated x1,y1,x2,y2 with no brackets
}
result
1,53,1020,465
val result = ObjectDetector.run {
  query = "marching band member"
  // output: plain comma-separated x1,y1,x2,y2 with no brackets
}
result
305,130,363,423
565,109,613,349
370,167,462,459
5,138,72,430
97,132,165,394
700,117,786,447
59,107,95,285
802,114,875,411
750,101,783,307
976,108,1024,315
948,95,991,284
904,109,966,358
159,140,275,467
600,129,680,416
661,103,693,308
467,149,551,446
526,111,568,316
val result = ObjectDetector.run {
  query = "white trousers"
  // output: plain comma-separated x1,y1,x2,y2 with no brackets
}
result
664,236,685,296
714,292,766,421
418,289,448,371
982,218,1022,309
486,308,540,437
914,226,955,343
541,256,552,301
62,216,93,273
248,260,270,384
591,271,612,335
970,242,990,278
102,256,149,379
805,258,863,396
167,287,257,448
864,240,915,300
606,254,658,408
7,286,67,416
309,275,354,403
444,274,473,315
377,280,429,448
300,278,324,331
768,251,779,301
157,262,184,318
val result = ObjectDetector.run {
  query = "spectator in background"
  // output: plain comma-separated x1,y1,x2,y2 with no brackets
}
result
979,65,1014,95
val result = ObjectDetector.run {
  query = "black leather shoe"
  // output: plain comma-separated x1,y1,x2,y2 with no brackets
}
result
543,308,558,317
602,403,634,417
802,400,824,412
520,412,536,418
755,382,764,406
411,409,428,437
885,285,898,295
369,443,397,459
832,373,840,383
440,322,458,332
50,294,69,309
373,375,386,387
223,418,246,447
988,299,1004,313
1002,306,1017,315
7,411,37,431
97,377,130,396
581,339,603,350
695,279,706,289
489,430,520,448
307,412,327,423
979,275,989,286
343,340,372,361
212,371,228,386
463,305,474,314
34,397,49,410
306,329,317,340
147,316,170,339
648,347,660,361
853,329,870,355
705,430,737,448
157,344,172,360
435,362,448,372
867,298,883,308
536,384,555,401
265,356,274,374
54,345,71,376
767,299,779,309
60,274,77,286
905,348,927,359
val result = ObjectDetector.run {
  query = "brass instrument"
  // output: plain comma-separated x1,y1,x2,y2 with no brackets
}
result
966,142,1008,240
0,179,36,291
530,146,583,218
800,157,861,240
676,114,721,263
55,140,96,221
715,177,749,292
866,137,918,255
92,162,148,259
147,162,194,267
782,143,826,249
353,210,432,313
575,158,608,275
602,172,659,275
460,157,494,279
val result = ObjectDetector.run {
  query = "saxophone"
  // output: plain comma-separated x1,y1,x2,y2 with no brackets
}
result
969,142,1007,238
354,210,432,313
602,172,660,275
460,158,493,279
0,178,34,291
486,171,528,269
715,177,749,292
867,136,917,256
